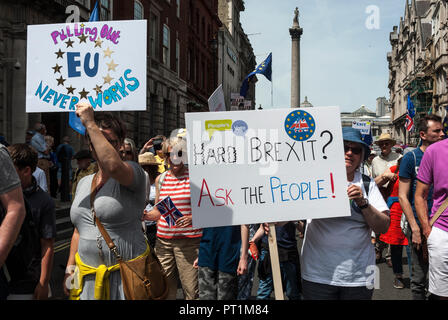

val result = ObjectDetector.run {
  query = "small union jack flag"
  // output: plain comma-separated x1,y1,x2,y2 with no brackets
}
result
156,196,183,227
405,113,414,132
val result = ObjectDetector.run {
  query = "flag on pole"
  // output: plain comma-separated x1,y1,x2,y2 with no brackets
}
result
156,196,184,227
240,52,272,98
407,94,416,118
405,95,415,132
68,1,100,135
208,84,226,112
405,114,414,132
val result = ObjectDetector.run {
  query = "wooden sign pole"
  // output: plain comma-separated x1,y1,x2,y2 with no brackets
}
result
268,223,284,300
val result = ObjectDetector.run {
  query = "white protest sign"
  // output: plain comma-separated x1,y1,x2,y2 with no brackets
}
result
208,84,226,112
352,120,371,135
26,20,146,113
185,106,351,228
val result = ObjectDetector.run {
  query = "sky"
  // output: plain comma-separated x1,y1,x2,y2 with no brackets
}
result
240,0,407,113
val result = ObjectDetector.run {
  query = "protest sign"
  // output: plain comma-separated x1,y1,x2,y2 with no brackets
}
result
185,106,351,228
352,120,371,135
26,20,146,113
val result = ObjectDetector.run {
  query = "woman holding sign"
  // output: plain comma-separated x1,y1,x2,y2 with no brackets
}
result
143,135,202,300
63,103,148,300
300,127,390,300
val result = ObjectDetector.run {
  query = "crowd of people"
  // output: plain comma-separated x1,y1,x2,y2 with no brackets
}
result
0,103,447,301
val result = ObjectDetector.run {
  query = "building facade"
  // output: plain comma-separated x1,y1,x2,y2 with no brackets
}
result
341,104,393,139
217,0,256,110
388,0,447,145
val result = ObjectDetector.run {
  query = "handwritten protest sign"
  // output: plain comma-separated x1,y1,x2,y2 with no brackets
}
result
185,107,351,228
352,120,371,135
26,20,146,113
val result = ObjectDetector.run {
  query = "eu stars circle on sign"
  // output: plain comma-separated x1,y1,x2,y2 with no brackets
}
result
284,110,316,142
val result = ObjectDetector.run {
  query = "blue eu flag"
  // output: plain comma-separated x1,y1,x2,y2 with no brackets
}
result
240,52,272,98
407,94,415,118
69,1,100,135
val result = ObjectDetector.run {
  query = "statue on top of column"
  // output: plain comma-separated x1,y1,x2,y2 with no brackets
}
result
293,7,299,27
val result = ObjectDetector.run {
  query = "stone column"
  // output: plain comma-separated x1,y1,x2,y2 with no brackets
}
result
289,7,303,108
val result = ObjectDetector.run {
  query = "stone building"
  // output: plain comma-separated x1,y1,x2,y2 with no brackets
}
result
387,0,447,144
0,0,256,150
217,0,256,110
341,104,393,139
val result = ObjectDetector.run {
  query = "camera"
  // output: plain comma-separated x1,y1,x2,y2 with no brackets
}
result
153,139,163,151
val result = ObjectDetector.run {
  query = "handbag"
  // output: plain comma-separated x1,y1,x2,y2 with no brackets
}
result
90,173,168,300
421,196,448,264
400,213,410,237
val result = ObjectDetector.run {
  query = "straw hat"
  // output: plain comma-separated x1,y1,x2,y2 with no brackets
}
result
138,152,162,166
374,133,396,145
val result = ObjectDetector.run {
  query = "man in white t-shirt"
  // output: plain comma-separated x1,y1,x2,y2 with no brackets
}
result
32,167,48,193
300,127,390,300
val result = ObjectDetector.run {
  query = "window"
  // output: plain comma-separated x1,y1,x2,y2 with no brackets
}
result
134,0,143,20
163,24,170,67
187,49,192,80
100,0,112,21
176,0,180,18
75,0,90,9
176,39,180,75
150,13,159,60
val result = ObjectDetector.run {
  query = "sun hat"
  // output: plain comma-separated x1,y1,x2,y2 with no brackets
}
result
374,133,396,145
342,127,371,160
138,152,162,166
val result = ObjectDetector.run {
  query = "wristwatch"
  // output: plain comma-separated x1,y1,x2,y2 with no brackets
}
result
358,198,369,210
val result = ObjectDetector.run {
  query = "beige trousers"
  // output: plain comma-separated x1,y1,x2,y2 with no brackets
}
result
155,237,200,300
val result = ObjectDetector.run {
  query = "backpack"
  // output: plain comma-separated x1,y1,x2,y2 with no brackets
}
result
0,197,41,291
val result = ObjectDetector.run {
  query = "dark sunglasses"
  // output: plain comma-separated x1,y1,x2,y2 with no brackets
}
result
344,144,363,155
165,150,183,158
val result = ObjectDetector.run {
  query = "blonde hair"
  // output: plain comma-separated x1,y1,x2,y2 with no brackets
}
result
162,136,186,154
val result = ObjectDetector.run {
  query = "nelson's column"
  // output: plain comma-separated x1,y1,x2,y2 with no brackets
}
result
290,7,303,108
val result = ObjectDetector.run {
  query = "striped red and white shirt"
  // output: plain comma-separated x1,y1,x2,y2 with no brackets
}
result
156,169,202,239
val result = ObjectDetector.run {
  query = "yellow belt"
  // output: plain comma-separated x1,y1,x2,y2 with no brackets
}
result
69,244,150,300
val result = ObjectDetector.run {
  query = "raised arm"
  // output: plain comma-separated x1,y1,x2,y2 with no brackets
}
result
76,102,134,187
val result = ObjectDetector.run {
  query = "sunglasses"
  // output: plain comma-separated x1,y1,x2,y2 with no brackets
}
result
165,150,183,158
378,142,390,147
344,144,363,155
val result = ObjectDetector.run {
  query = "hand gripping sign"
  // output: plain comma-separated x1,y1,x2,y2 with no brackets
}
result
185,106,351,228
26,20,146,113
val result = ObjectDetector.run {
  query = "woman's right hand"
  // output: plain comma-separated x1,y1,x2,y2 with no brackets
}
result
75,102,95,128
142,138,155,152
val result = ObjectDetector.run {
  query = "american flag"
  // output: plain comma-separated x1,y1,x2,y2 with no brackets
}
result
405,113,414,132
156,196,183,227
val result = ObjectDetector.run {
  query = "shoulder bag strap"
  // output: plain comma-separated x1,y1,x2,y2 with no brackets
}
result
429,196,448,227
90,173,123,261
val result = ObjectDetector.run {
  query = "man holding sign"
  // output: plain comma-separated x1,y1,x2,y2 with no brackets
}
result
300,127,390,300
